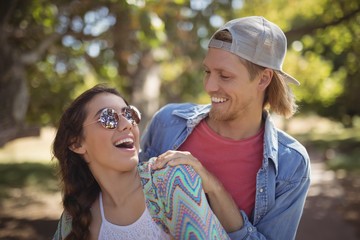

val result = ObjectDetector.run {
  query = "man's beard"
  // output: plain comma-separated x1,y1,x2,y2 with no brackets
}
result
209,107,233,121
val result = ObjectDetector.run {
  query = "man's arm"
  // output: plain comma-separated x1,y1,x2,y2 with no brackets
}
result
153,150,243,232
154,150,310,240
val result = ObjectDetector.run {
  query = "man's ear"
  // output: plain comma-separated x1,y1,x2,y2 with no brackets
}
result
69,142,86,154
258,69,273,91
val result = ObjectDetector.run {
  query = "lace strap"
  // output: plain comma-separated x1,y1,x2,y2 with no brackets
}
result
99,192,106,221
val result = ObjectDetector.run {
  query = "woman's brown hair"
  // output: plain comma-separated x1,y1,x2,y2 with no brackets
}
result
52,84,128,239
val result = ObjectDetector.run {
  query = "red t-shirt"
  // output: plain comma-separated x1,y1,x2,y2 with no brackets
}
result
178,120,264,216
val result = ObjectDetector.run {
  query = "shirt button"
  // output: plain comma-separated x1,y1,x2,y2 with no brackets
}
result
259,188,264,193
248,227,253,232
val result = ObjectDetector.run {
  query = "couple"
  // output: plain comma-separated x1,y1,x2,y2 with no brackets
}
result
53,16,310,240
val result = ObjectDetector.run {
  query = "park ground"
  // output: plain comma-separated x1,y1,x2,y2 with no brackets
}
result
0,115,359,240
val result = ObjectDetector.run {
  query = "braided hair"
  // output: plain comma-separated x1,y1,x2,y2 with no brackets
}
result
53,84,128,239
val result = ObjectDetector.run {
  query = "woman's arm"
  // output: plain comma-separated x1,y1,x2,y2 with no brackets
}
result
140,157,230,239
53,211,72,240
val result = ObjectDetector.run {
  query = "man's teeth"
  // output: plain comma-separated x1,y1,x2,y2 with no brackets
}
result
115,138,133,146
211,97,227,103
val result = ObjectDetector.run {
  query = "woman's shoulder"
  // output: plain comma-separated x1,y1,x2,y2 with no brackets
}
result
53,211,73,240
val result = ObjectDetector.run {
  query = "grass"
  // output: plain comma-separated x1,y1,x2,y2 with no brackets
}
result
0,116,359,200
0,162,59,199
288,115,360,171
327,150,360,171
0,127,59,200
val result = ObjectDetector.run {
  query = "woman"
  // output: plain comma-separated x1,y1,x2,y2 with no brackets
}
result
52,84,229,240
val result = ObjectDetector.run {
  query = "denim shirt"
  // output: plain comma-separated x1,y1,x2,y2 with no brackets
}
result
140,103,311,240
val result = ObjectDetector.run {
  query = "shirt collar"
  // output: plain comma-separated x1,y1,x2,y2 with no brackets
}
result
172,105,279,174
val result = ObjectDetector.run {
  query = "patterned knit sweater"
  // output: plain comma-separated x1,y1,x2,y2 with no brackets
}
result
53,158,229,239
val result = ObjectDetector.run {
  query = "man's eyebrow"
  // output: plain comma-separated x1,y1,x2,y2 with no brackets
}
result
202,63,211,69
202,62,227,71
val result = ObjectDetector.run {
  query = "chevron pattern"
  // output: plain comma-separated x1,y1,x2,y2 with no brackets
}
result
139,158,229,240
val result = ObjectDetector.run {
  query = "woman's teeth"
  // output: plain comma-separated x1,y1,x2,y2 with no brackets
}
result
114,138,134,148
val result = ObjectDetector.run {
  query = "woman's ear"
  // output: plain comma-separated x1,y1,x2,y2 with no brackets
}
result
69,141,86,154
258,69,273,91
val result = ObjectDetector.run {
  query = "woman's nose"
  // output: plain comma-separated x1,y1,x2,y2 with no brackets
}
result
116,115,133,132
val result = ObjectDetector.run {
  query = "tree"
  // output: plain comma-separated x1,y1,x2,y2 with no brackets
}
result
1,0,359,147
283,0,360,126
0,0,188,146
0,0,61,146
203,0,360,126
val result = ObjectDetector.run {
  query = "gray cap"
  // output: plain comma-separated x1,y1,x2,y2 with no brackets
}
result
208,16,300,85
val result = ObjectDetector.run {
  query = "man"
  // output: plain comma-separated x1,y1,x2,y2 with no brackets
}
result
140,16,310,240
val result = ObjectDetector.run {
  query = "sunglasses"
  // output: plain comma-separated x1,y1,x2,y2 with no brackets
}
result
84,106,141,129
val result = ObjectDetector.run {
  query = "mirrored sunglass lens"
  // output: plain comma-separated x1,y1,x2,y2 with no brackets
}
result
121,108,135,125
99,108,119,129
129,106,141,124
122,106,141,125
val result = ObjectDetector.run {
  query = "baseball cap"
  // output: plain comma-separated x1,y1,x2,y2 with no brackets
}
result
208,16,300,85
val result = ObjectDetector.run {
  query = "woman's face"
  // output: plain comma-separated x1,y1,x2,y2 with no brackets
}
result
74,92,140,174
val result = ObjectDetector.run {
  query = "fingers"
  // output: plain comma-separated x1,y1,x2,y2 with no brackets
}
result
152,150,219,194
152,150,197,170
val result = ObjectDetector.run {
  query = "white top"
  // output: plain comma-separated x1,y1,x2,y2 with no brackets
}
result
98,192,171,240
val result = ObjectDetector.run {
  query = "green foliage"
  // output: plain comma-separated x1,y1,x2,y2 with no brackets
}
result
327,150,360,171
230,0,360,125
286,49,343,108
2,0,360,128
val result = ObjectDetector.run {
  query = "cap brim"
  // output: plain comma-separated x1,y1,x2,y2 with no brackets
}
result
276,71,300,86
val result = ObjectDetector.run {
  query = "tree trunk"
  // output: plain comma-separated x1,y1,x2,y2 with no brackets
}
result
0,39,40,147
131,51,161,132
110,4,161,132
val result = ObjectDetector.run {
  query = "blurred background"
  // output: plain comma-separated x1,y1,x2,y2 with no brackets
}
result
0,0,359,239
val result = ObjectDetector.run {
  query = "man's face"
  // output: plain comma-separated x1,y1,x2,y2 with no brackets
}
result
202,48,263,122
